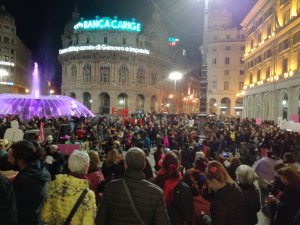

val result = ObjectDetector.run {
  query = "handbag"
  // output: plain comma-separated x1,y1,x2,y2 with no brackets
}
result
122,179,147,225
63,189,88,225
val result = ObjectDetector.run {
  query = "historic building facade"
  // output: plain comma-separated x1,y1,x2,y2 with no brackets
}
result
59,8,199,115
241,0,300,122
0,6,31,94
206,9,246,116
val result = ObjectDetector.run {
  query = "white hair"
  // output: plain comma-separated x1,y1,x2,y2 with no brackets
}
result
236,164,257,185
68,150,90,174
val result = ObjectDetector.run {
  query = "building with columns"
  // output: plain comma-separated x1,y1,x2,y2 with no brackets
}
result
241,0,300,122
206,9,246,116
0,6,32,94
59,7,199,115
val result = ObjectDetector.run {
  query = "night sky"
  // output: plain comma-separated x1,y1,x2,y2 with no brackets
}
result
0,0,256,89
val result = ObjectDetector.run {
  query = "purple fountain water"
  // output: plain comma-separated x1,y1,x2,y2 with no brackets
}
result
0,63,95,119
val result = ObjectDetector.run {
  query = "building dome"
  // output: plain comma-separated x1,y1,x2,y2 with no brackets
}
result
0,5,15,25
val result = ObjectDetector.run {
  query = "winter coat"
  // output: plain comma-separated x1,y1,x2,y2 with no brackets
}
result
0,174,17,225
239,183,261,225
86,170,105,203
200,183,244,225
95,170,170,225
13,160,51,225
166,181,195,225
274,185,300,225
40,174,97,225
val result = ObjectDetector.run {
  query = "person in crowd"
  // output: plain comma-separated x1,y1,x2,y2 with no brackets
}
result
95,147,170,225
254,150,277,213
268,162,287,225
7,140,51,225
271,167,300,225
43,135,55,154
235,165,260,225
101,149,124,180
0,173,18,225
86,150,105,204
199,161,243,225
226,157,241,181
153,151,194,225
45,144,65,180
153,143,165,172
0,138,13,171
283,152,298,171
181,145,194,172
213,134,227,159
40,150,96,225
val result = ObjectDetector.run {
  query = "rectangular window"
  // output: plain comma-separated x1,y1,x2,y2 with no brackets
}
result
225,46,230,51
283,9,290,25
3,37,9,43
226,34,230,39
224,82,229,90
224,70,230,76
239,82,244,90
240,57,244,64
266,66,271,78
282,58,288,72
104,37,107,43
212,58,217,64
240,70,245,75
225,57,230,64
123,38,126,45
267,24,272,37
257,70,261,81
250,73,253,83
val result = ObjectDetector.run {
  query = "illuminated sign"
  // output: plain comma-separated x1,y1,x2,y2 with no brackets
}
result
74,16,142,32
0,61,15,67
168,37,179,46
59,45,150,55
0,81,14,86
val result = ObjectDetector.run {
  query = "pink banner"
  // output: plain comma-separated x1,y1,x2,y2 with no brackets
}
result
256,118,262,125
290,114,299,123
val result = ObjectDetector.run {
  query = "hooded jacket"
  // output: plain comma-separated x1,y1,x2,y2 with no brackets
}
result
40,174,96,225
12,160,51,225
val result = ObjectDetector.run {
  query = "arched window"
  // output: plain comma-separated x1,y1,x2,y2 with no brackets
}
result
119,64,129,85
100,64,110,83
71,64,77,82
151,72,157,85
137,66,145,84
83,63,91,83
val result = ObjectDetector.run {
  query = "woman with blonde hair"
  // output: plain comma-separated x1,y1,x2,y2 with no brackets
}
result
199,161,243,225
86,150,104,203
101,149,124,180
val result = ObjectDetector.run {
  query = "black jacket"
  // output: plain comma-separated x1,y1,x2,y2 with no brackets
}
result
201,183,243,225
166,181,195,225
239,184,260,225
95,170,170,225
0,174,17,225
13,160,51,225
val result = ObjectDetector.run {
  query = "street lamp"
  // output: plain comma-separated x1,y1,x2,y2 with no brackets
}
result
169,71,183,113
198,0,209,141
49,89,54,95
0,68,8,83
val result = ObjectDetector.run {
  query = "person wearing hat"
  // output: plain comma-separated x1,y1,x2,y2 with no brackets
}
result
0,139,10,157
43,135,55,155
45,145,65,180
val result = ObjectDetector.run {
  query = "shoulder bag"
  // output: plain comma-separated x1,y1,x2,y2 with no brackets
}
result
122,179,147,225
63,189,89,225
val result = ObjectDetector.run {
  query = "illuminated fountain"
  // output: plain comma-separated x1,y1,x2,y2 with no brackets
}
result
0,63,94,119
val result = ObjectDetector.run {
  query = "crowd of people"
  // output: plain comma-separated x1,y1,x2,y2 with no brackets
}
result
0,112,300,225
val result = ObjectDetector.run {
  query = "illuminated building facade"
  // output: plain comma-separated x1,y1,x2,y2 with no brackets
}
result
241,0,300,121
0,6,31,94
59,8,198,115
206,9,246,116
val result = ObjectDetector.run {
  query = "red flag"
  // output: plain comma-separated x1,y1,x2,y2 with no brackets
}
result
39,121,44,143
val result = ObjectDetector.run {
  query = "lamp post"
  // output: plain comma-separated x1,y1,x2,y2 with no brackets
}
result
169,71,183,113
198,0,209,141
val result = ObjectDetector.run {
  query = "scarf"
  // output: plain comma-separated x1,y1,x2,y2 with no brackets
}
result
158,168,182,204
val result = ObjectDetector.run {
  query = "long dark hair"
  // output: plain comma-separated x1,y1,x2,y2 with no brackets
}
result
154,152,180,188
